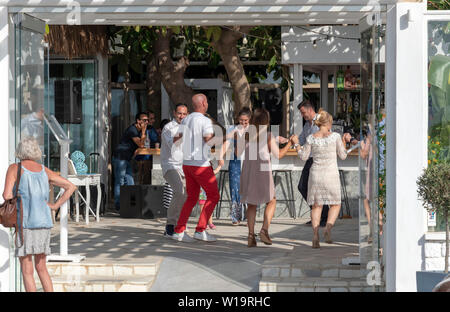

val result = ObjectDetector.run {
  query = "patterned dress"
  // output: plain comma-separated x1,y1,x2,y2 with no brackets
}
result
163,182,174,210
298,132,347,206
198,188,207,205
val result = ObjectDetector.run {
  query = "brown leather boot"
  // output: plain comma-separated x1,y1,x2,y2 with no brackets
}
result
259,228,272,245
324,223,333,244
248,233,257,247
312,228,320,248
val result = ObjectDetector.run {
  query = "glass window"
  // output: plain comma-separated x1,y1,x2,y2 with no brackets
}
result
17,28,46,153
14,18,47,293
427,20,450,231
44,62,97,172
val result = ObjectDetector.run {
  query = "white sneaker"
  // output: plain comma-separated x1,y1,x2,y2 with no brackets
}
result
171,231,194,242
193,231,217,242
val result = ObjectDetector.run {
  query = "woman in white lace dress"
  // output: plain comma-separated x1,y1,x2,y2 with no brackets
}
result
291,109,350,248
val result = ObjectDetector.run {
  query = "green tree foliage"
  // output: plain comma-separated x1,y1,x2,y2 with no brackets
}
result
417,162,450,273
109,26,184,76
182,26,222,69
428,0,450,10
182,26,290,91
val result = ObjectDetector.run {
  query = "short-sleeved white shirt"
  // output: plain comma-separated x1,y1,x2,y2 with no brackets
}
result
160,120,184,176
180,112,214,167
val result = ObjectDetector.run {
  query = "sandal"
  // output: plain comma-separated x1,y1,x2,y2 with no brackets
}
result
248,233,257,247
259,229,272,245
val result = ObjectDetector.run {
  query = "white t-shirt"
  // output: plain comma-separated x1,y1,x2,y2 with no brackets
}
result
180,112,214,167
160,120,184,176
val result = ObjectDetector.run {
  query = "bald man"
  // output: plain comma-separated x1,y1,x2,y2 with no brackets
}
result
172,94,222,243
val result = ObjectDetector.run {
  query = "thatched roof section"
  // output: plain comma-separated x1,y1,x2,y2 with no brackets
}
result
44,25,108,59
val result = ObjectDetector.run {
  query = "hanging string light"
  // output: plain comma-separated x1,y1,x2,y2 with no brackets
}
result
220,25,362,49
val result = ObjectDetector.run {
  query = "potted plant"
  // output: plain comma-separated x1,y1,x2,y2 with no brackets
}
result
416,161,450,291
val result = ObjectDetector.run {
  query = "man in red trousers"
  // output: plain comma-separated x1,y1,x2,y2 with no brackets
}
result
172,94,224,243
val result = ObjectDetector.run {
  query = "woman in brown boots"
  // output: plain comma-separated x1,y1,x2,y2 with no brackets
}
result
237,108,293,247
291,109,350,248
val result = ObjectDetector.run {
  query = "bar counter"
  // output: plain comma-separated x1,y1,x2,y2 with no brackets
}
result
136,147,361,218
135,147,360,171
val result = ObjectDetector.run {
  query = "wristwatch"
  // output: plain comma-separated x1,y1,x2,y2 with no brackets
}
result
293,143,300,149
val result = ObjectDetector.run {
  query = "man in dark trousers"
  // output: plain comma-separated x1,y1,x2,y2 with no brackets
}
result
296,100,329,226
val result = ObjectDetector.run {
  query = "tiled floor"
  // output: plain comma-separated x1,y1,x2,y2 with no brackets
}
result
49,215,360,291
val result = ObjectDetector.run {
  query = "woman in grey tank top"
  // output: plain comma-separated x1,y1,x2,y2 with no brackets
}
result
2,137,76,292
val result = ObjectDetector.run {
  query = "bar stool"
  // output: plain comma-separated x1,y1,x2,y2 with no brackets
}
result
216,170,231,219
272,170,296,219
339,169,351,218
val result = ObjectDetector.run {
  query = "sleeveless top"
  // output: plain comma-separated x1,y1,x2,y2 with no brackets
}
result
17,165,53,229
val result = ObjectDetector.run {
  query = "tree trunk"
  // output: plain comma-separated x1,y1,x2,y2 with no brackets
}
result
146,56,162,127
211,26,253,116
154,29,195,112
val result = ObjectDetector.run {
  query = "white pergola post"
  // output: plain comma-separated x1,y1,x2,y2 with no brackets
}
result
0,6,10,292
321,70,329,110
385,2,427,292
292,63,303,136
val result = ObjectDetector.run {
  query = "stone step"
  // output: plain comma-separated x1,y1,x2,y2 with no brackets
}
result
43,262,161,277
36,274,155,292
261,262,368,279
33,261,162,292
259,277,382,292
262,257,364,269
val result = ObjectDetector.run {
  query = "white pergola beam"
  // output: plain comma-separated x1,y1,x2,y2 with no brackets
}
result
30,14,364,25
9,5,382,14
14,11,373,18
0,0,403,7
6,0,392,26
33,14,366,25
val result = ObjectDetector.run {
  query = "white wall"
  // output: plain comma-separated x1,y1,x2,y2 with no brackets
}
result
424,234,448,271
282,25,362,65
385,2,428,292
161,79,233,126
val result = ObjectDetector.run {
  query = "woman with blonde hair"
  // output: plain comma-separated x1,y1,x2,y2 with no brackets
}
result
238,108,293,247
2,137,76,291
291,109,350,248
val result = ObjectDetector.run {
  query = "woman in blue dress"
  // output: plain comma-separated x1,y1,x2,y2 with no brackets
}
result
223,107,252,225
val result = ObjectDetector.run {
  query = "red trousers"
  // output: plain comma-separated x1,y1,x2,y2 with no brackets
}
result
174,165,220,233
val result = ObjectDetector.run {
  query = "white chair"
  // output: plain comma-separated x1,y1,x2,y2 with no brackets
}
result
66,159,102,224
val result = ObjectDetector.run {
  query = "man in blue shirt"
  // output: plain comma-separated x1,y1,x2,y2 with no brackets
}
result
112,112,149,211
135,111,160,185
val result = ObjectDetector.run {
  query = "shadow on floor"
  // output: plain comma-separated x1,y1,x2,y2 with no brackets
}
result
50,216,359,291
